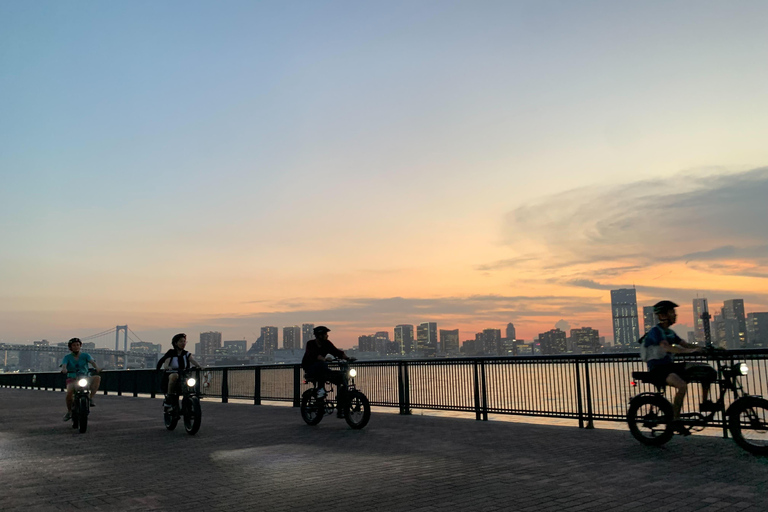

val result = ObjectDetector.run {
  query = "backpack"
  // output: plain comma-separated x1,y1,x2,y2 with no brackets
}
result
637,326,666,363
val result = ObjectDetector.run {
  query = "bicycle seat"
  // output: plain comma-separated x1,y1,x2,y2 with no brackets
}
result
632,371,652,382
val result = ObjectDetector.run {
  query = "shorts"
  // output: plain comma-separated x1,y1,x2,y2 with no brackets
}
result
648,363,716,388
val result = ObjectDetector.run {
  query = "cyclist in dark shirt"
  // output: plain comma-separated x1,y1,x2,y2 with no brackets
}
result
301,326,351,417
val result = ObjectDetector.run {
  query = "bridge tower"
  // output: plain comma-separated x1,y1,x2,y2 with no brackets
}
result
115,325,128,352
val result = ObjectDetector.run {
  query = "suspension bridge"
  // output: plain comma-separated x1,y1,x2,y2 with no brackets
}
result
0,325,160,373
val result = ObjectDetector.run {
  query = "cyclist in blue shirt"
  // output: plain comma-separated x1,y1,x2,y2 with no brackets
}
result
642,301,716,434
60,338,101,421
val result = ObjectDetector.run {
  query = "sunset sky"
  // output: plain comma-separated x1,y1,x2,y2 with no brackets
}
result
2,1,767,349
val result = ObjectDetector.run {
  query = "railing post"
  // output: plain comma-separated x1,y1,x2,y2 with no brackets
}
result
221,368,229,403
473,361,482,421
293,365,301,407
583,360,594,429
480,360,488,421
575,360,584,429
117,371,122,396
398,362,411,415
133,371,138,397
254,367,261,405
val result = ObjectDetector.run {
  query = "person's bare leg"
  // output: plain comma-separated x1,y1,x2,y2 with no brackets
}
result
65,383,74,411
667,373,687,421
167,373,179,405
90,376,101,400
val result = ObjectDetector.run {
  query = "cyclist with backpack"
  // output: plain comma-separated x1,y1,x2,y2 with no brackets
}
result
641,300,717,434
157,333,201,412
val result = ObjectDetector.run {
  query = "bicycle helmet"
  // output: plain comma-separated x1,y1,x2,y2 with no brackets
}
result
652,300,679,315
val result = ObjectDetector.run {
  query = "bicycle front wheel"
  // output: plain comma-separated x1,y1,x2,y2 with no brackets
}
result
183,396,201,435
344,391,371,430
729,397,768,456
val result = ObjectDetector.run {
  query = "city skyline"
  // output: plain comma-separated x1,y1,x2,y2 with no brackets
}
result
2,2,767,348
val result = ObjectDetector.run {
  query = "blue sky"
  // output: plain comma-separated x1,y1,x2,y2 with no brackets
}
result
2,1,767,348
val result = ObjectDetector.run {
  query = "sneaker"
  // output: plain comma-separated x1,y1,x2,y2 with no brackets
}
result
337,409,346,419
671,421,691,436
700,400,718,413
63,412,72,421
89,399,95,407
316,388,327,399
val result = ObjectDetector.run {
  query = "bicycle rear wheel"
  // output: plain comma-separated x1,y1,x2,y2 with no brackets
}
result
627,395,674,446
300,389,324,426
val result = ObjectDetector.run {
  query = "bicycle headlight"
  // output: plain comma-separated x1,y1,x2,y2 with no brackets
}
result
78,378,88,387
186,378,196,387
348,368,357,378
738,363,749,376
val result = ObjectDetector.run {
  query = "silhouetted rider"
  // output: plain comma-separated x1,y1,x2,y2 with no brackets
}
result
301,326,351,417
642,300,717,435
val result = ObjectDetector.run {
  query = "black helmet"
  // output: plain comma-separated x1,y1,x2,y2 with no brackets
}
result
653,300,679,314
313,326,331,335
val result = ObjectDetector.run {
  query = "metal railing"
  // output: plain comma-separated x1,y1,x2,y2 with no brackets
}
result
3,350,767,428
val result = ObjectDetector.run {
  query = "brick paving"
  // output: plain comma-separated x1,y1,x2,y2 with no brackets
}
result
1,387,767,511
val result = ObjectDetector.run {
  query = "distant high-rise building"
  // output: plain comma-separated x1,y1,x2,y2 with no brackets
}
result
374,331,390,355
302,323,315,349
611,289,640,347
483,328,502,355
539,329,567,355
358,334,375,352
261,327,278,355
199,332,222,359
571,327,600,354
692,298,709,345
439,329,460,355
223,340,247,354
417,322,437,356
506,323,516,341
474,332,485,354
642,306,658,334
394,325,414,354
747,312,768,348
282,326,301,351
722,299,747,349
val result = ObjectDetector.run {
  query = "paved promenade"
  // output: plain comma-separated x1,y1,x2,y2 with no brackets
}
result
1,388,767,512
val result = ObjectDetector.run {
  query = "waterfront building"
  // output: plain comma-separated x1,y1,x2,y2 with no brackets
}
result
747,312,768,348
539,329,567,355
261,327,278,355
302,323,314,349
283,326,301,350
642,306,658,334
611,288,640,347
417,322,438,357
570,327,600,354
440,329,460,355
394,324,414,355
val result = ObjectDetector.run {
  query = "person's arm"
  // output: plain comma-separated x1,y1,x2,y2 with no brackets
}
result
659,339,699,354
188,354,202,369
88,356,101,373
326,341,347,360
156,350,172,370
60,356,68,374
